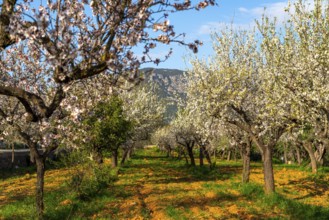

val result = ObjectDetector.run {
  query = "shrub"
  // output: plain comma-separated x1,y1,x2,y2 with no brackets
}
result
67,163,117,200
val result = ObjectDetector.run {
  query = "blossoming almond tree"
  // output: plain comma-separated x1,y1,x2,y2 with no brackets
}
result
184,85,221,166
152,125,176,157
0,0,216,218
257,0,329,173
188,28,291,193
120,84,166,164
171,109,199,166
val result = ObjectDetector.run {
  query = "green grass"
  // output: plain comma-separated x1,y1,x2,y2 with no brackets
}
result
1,148,329,219
165,206,187,220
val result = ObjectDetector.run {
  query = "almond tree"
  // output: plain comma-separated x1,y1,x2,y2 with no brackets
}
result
225,124,252,182
171,109,199,166
187,65,252,179
152,126,176,157
184,91,220,166
188,28,291,193
120,84,166,164
258,0,329,173
0,0,215,218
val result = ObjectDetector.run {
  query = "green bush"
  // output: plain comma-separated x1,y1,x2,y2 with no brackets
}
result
68,163,117,200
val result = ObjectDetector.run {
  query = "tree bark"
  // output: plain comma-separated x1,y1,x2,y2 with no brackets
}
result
263,147,275,194
304,142,317,173
202,146,212,166
227,150,231,161
199,146,204,166
186,144,195,166
221,150,226,160
295,145,301,165
35,157,46,220
112,149,118,168
242,141,251,183
315,143,326,166
166,146,172,158
233,147,237,162
11,143,15,168
120,148,129,165
127,147,132,160
283,145,288,164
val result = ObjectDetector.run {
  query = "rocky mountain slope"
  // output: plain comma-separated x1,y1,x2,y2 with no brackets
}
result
141,68,187,121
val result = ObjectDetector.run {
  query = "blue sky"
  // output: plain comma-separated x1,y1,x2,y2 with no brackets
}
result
141,0,294,70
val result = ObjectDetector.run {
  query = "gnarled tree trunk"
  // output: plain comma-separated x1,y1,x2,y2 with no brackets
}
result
199,146,204,166
186,143,195,166
315,143,326,166
227,150,231,161
112,149,118,168
283,145,288,164
262,147,275,193
304,142,317,173
295,145,301,165
11,142,15,168
201,145,212,167
35,157,45,220
121,147,131,165
242,140,251,183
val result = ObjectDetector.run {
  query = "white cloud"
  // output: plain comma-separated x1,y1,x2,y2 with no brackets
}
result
198,22,254,35
198,0,319,35
198,1,291,35
237,0,318,23
240,2,290,23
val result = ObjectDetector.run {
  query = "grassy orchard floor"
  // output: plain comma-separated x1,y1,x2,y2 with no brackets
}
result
0,149,329,219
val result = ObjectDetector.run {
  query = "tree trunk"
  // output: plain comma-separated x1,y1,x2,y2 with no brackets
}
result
202,146,212,166
178,149,182,160
242,141,251,183
35,157,46,220
11,143,15,168
233,147,237,162
283,145,288,164
112,149,118,168
227,150,231,161
295,146,301,165
187,144,195,166
199,146,204,166
120,148,129,165
263,147,275,194
315,144,326,166
30,151,36,164
166,147,172,158
221,150,225,160
304,142,317,173
127,148,132,160
183,151,189,164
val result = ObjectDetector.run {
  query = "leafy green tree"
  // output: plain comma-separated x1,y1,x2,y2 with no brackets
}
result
84,96,132,168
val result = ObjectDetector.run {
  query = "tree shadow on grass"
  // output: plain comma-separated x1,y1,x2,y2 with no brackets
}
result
0,160,66,181
0,166,36,181
263,193,329,220
287,174,329,199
